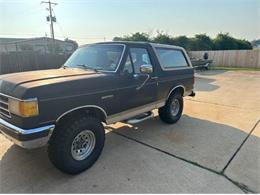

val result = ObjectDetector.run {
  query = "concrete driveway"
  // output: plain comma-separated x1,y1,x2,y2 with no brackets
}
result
1,70,259,193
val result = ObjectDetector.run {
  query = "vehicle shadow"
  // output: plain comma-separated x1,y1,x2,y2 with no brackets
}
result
0,145,70,193
195,70,226,76
193,77,219,92
1,115,258,193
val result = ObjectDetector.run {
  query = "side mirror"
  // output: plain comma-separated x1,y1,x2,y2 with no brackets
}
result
140,64,153,74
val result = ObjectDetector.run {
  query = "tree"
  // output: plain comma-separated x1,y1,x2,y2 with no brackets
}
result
190,34,214,51
213,33,252,50
213,33,235,50
113,32,150,42
113,36,124,41
113,32,253,50
172,36,191,49
235,39,252,50
152,32,174,45
64,38,78,50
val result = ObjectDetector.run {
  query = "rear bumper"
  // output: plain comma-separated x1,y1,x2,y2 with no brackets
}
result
0,118,55,149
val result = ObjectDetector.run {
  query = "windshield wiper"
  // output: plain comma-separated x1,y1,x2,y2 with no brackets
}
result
75,64,100,72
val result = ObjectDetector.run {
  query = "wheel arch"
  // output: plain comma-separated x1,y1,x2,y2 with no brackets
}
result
167,85,185,100
56,105,108,125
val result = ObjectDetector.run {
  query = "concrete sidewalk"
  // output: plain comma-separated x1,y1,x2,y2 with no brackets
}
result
1,70,259,193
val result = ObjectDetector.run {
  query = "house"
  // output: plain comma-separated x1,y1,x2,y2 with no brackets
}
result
0,37,78,54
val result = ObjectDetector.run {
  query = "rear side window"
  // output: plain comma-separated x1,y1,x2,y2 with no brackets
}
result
155,48,188,69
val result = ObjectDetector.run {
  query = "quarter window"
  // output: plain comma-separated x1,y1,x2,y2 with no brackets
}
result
122,54,134,74
155,48,188,69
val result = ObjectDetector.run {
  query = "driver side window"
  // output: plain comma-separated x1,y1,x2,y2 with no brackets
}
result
130,48,151,73
122,48,152,74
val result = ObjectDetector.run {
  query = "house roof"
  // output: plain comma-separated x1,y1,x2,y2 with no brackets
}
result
0,37,70,45
0,38,26,44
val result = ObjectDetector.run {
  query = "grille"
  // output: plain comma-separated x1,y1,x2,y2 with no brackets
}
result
0,94,11,118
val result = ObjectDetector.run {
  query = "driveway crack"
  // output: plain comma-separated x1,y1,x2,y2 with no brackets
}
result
109,129,247,193
221,119,260,173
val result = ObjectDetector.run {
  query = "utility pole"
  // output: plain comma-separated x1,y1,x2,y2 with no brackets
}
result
41,1,57,44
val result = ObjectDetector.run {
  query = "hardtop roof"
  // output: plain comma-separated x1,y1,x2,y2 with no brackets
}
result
80,41,184,50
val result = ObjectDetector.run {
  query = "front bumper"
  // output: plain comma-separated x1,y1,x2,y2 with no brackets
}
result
0,118,55,149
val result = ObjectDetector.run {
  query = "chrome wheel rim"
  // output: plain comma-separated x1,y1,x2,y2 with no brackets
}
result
71,130,96,161
170,98,180,116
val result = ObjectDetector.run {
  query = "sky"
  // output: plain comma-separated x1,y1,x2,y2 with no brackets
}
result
0,0,259,45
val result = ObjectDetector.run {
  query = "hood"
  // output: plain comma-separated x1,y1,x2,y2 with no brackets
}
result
0,68,101,96
0,68,97,86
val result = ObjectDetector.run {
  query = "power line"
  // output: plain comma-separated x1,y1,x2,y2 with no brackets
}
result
51,9,67,39
56,22,67,39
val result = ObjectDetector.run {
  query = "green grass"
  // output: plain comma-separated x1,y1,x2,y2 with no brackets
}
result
209,66,260,71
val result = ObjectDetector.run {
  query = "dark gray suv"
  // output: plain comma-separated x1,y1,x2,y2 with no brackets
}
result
0,42,195,174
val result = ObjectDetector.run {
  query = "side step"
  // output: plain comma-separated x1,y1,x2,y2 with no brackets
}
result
126,111,154,124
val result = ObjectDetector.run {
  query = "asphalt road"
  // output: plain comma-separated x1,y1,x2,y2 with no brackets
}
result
1,70,259,193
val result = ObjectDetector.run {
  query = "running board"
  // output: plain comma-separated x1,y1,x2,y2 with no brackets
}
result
126,111,154,124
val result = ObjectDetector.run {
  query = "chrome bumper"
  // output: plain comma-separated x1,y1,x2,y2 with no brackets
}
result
0,118,55,149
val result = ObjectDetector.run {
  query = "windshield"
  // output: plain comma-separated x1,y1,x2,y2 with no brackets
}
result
64,44,124,71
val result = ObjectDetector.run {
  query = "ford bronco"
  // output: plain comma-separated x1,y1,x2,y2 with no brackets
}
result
0,42,195,174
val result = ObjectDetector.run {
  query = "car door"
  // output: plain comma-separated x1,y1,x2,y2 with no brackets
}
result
117,46,157,112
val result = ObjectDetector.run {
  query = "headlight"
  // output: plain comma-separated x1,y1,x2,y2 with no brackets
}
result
9,98,39,117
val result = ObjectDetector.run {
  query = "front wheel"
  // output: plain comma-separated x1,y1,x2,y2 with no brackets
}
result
48,116,105,174
159,92,183,124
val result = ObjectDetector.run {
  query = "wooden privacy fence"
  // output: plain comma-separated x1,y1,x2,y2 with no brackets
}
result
189,50,260,68
1,50,259,75
0,51,69,75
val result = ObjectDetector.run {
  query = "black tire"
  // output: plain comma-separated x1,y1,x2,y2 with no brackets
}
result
159,92,183,124
48,115,105,174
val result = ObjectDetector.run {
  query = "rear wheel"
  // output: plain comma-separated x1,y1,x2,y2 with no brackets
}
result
159,92,183,124
48,115,105,174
